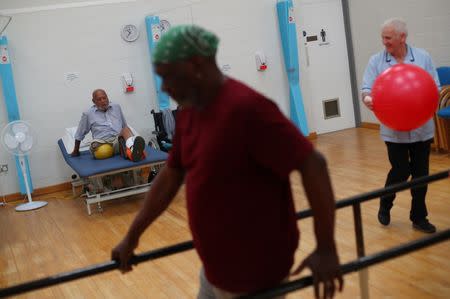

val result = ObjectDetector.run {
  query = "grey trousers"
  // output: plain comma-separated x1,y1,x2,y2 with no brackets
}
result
197,267,287,299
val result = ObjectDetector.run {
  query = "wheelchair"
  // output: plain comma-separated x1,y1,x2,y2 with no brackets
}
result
149,108,178,152
148,108,178,183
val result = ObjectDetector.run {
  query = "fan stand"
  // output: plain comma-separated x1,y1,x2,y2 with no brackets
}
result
15,156,47,212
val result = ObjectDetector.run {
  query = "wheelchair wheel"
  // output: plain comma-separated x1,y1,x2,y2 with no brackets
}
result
148,170,158,183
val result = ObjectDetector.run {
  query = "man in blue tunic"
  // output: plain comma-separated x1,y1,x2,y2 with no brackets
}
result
362,18,441,233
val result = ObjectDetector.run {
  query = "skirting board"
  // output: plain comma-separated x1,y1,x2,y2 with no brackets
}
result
360,122,380,130
307,132,317,140
3,182,72,203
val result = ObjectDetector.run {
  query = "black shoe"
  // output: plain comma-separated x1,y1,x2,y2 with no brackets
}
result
413,219,436,233
131,136,145,162
378,207,391,226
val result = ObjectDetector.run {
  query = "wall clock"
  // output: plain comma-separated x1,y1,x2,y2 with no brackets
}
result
121,24,139,42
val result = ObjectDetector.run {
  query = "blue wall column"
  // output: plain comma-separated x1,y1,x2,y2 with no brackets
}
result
277,0,309,136
0,36,33,194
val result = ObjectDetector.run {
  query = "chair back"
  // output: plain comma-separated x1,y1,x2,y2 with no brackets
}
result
437,66,450,86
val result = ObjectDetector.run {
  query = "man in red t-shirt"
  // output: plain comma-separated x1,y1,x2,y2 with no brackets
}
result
112,25,343,299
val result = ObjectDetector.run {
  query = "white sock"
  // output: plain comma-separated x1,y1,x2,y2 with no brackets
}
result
125,136,135,149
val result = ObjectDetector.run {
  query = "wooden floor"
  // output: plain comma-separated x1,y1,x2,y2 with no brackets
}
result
1,128,449,299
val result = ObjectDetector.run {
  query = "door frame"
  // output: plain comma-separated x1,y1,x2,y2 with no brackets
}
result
342,0,361,126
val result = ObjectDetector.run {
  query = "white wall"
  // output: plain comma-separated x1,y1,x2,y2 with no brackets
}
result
0,0,292,194
348,0,450,123
0,0,448,194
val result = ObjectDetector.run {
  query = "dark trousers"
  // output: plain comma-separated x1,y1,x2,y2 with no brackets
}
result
381,139,432,222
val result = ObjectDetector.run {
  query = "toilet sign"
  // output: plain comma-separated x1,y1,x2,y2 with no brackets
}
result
0,45,9,64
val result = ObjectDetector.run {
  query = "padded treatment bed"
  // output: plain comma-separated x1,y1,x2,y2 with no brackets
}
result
58,138,168,215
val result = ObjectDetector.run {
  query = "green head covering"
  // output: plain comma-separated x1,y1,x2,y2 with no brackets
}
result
152,25,219,64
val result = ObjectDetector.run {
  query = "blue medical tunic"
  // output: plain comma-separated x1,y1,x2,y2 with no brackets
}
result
362,45,441,143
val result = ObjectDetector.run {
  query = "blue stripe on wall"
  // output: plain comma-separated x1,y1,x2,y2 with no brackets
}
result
277,0,310,136
0,36,33,194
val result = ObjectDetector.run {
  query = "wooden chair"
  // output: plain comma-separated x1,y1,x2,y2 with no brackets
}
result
434,86,450,151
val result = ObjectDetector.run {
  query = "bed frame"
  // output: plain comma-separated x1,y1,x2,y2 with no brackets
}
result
58,139,167,215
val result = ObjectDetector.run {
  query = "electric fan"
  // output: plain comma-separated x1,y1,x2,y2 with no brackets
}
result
1,120,47,211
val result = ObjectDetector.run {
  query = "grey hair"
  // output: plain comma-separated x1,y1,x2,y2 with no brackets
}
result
92,89,107,99
382,18,408,37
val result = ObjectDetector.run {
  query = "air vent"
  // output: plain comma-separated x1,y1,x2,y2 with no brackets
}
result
323,98,341,119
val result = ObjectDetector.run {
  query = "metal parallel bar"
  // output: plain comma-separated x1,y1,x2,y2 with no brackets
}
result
0,241,194,298
1,170,448,297
296,169,450,219
241,229,450,299
353,203,369,299
353,203,366,258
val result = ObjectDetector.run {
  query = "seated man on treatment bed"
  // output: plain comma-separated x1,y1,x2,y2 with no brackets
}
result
71,89,146,162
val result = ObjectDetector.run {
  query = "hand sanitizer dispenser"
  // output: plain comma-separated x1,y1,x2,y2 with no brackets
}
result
255,51,267,71
122,73,134,93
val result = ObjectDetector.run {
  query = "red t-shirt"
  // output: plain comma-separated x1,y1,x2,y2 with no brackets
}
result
168,78,313,293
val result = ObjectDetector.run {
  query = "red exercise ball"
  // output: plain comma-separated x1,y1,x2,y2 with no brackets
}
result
372,64,439,131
